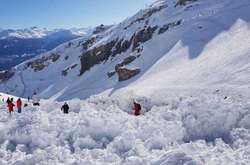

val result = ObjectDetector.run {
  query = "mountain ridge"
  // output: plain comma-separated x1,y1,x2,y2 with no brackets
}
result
0,27,91,39
0,27,94,71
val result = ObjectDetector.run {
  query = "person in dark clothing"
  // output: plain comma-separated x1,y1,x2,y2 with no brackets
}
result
6,97,11,104
32,92,40,106
7,100,15,115
133,100,141,116
61,102,69,114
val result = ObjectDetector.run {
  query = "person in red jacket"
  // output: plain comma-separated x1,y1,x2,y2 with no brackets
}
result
7,101,15,115
133,100,141,116
16,98,22,113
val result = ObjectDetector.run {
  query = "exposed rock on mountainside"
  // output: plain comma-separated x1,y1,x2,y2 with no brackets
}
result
93,24,112,35
112,38,133,57
117,68,140,81
0,70,15,82
82,37,97,50
158,20,182,34
115,56,137,72
176,0,197,6
62,64,78,76
80,25,158,75
132,26,158,51
80,39,118,75
26,53,60,72
107,56,137,79
107,71,116,78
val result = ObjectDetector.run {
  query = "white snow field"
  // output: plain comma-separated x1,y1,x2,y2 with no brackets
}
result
0,90,250,164
0,0,250,164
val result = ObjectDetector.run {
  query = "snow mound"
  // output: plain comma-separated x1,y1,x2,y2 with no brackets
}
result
0,90,250,164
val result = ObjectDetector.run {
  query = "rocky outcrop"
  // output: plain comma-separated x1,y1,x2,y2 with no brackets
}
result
80,39,118,75
117,68,140,81
80,26,157,75
62,64,78,76
175,0,198,7
0,70,15,82
107,56,137,79
158,20,182,34
93,24,112,34
132,26,158,51
26,53,60,72
82,37,97,50
107,71,116,78
80,37,136,75
115,56,136,71
121,56,137,65
112,39,133,57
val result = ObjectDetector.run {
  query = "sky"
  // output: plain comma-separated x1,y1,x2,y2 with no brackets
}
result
0,0,153,30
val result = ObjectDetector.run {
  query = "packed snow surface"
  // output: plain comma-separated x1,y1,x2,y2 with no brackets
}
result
0,89,250,164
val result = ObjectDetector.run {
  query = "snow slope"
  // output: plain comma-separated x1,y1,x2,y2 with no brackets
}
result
0,0,250,164
0,0,249,101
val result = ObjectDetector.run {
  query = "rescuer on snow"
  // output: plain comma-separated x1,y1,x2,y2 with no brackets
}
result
133,100,141,116
16,98,22,113
7,99,15,115
61,102,69,114
32,92,40,106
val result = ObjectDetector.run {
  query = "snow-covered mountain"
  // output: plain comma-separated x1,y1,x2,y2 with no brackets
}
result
0,0,250,164
0,26,90,39
0,27,93,71
0,0,249,101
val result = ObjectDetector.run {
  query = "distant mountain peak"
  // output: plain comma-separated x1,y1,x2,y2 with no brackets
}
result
0,27,94,70
0,27,91,39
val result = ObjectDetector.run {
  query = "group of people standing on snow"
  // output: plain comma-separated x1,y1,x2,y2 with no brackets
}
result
2,92,40,115
1,93,142,116
6,97,22,115
1,92,71,115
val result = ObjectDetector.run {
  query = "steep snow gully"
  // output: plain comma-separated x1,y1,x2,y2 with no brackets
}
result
0,89,250,164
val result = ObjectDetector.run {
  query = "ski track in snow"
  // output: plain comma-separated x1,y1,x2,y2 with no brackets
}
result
0,90,250,164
